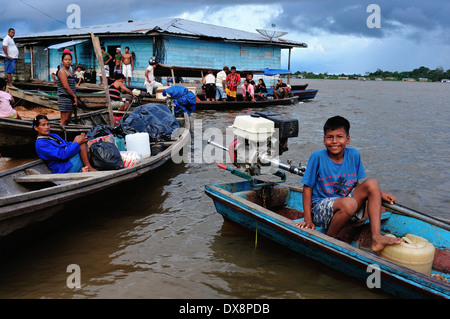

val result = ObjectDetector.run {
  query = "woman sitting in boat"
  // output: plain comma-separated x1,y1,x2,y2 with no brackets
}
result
33,115,97,174
0,77,21,119
56,51,77,126
109,73,134,111
254,79,268,100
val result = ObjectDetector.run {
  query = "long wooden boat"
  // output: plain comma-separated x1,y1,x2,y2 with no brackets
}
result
57,91,300,110
0,109,111,157
0,112,190,237
205,178,450,298
148,96,299,110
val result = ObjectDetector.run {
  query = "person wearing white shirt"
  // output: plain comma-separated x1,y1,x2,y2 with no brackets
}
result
203,70,216,101
2,28,19,86
144,58,163,95
215,66,228,101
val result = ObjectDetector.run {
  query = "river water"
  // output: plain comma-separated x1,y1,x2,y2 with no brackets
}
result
0,79,448,299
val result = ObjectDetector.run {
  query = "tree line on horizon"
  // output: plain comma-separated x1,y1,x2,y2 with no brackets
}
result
293,66,450,82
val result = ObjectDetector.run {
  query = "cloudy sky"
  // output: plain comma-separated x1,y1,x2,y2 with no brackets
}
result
1,0,449,74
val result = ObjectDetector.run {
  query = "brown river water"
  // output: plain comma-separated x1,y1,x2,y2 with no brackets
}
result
0,79,448,300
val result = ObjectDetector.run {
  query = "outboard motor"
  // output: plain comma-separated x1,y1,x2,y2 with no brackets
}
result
209,112,305,178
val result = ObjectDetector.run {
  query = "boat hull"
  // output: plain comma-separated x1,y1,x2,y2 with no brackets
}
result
205,181,450,298
0,114,190,237
292,89,318,100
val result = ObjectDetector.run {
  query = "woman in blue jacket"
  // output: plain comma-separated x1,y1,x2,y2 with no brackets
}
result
33,115,97,174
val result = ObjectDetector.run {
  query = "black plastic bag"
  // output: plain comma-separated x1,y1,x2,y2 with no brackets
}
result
89,142,124,170
87,124,115,140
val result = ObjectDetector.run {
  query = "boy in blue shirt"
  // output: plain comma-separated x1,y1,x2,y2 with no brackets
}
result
297,116,401,252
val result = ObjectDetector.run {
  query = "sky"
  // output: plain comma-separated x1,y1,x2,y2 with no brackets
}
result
1,0,449,75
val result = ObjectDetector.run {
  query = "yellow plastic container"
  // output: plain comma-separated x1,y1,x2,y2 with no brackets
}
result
380,234,435,275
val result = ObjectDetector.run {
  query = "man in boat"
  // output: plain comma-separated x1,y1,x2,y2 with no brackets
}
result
273,79,290,99
215,66,228,101
33,115,97,173
226,66,241,101
297,116,402,252
144,57,163,96
109,73,134,111
121,47,134,86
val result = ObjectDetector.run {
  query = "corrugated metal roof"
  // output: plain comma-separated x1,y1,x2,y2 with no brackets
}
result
14,18,306,48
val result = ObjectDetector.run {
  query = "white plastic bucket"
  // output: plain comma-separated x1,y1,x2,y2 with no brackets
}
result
125,132,151,158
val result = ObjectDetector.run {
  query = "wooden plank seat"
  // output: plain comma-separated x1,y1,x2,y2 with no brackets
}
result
14,172,111,183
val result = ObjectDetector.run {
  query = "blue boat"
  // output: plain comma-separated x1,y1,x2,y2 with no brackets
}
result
205,176,450,298
291,88,318,100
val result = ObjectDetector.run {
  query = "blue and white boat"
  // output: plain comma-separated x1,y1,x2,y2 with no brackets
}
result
205,171,450,299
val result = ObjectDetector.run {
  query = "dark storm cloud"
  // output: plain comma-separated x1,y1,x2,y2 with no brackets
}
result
3,0,449,42
271,0,450,43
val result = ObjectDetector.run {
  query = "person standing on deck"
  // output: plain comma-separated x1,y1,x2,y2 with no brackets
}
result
2,28,19,87
121,46,134,86
56,52,77,126
113,47,122,76
99,46,112,86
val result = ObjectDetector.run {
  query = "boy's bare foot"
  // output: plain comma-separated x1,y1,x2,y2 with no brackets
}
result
371,234,402,252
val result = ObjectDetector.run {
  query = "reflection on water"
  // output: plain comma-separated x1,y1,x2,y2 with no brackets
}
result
0,79,448,299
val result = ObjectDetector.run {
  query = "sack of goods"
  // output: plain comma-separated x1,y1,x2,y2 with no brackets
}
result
120,151,142,168
89,142,124,170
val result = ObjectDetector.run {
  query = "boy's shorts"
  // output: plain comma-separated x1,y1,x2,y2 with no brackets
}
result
226,88,237,98
311,188,365,230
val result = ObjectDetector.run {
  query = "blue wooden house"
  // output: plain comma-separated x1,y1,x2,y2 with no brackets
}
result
14,18,307,86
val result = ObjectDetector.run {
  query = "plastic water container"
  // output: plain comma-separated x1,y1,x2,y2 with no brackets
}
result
115,137,126,151
125,133,151,158
380,234,435,275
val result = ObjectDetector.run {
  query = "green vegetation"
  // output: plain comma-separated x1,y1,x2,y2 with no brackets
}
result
292,66,450,82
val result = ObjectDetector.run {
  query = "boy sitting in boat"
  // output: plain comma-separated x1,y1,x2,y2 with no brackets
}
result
33,115,97,174
297,115,401,252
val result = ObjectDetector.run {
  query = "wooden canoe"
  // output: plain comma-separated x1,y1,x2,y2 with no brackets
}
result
205,179,450,298
71,94,300,110
0,113,190,237
0,109,111,157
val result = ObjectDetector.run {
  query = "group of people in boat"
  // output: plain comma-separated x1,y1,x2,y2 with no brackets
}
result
202,66,291,102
